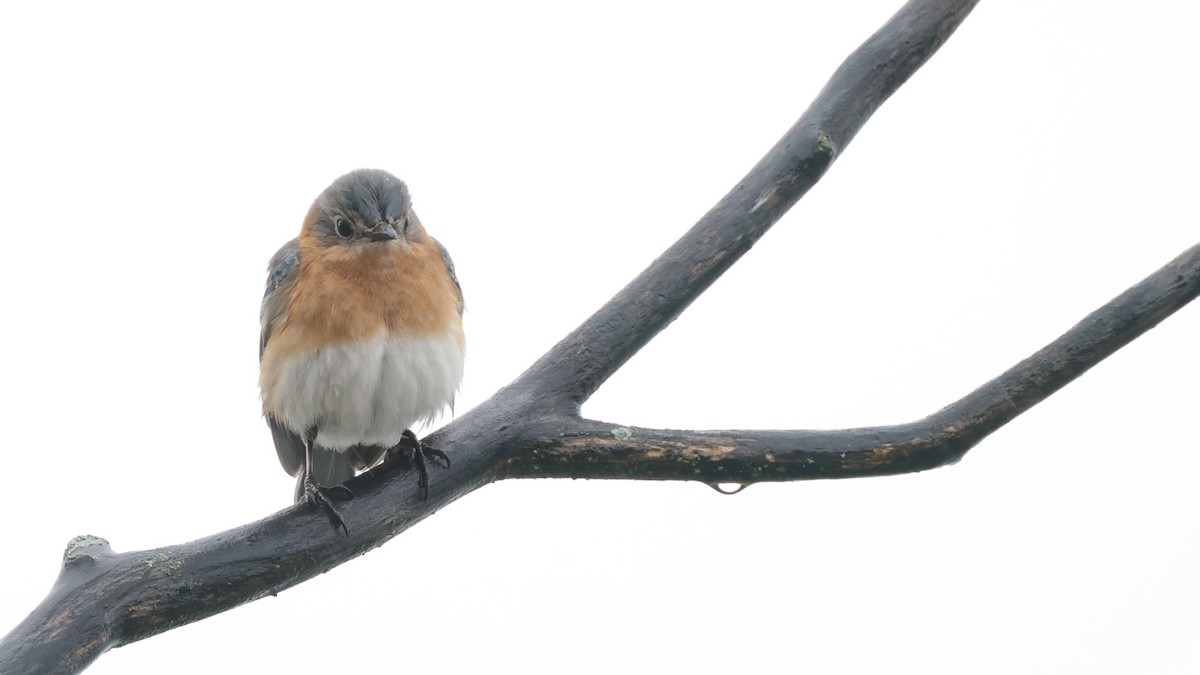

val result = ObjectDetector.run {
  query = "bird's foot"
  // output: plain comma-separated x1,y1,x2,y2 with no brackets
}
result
389,430,450,500
302,473,354,535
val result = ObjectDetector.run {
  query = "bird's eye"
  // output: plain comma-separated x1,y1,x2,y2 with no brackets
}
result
400,215,410,233
334,217,354,239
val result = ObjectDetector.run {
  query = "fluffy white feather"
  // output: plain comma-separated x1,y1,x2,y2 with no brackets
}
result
271,330,463,450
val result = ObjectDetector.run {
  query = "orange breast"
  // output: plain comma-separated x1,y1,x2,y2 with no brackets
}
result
271,236,463,356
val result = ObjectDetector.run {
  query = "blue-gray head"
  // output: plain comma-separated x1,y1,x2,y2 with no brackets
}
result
304,169,414,245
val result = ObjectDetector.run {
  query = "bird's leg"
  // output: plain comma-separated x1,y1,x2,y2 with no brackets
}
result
301,427,353,535
388,429,450,500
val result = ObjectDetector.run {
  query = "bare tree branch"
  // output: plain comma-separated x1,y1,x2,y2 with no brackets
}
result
498,242,1200,486
524,0,983,408
10,0,1197,672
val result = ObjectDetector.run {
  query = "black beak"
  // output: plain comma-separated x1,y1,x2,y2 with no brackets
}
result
369,222,398,242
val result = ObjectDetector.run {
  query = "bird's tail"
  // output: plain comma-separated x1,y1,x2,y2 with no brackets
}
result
293,445,356,504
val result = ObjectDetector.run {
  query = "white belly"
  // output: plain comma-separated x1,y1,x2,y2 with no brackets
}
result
272,331,464,450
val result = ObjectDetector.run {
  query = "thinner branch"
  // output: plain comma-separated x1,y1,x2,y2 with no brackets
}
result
499,242,1200,485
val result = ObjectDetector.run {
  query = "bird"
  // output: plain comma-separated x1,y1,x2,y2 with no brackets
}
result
258,168,464,533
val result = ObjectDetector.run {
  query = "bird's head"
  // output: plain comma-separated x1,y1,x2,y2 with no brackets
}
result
301,169,422,248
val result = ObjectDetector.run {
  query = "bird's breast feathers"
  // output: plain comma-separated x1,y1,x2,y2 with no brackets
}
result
260,237,464,449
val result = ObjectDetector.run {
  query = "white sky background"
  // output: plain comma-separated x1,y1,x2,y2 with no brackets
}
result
2,1,1198,672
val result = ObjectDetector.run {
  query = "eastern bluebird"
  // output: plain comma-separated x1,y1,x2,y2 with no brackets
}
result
259,169,464,532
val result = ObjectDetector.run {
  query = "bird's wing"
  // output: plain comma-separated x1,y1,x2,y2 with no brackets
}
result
260,237,301,360
260,238,357,495
435,239,463,315
291,442,358,504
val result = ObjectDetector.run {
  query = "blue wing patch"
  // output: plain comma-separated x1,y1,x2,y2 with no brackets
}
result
265,240,300,299
260,238,301,359
436,240,463,315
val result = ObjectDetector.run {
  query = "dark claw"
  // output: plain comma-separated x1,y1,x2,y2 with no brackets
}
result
390,430,450,500
302,473,353,535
